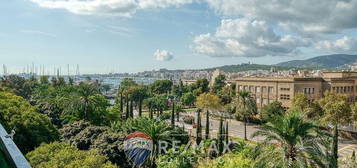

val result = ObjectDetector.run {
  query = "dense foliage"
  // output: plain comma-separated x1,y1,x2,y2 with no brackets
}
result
26,142,116,168
0,91,59,153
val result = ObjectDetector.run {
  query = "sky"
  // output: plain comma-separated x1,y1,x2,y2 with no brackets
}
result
1,0,357,74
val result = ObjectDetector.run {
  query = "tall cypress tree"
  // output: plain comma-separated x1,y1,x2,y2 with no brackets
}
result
171,102,175,127
129,99,133,118
205,109,210,139
196,109,202,145
218,116,224,155
125,94,129,119
225,120,229,144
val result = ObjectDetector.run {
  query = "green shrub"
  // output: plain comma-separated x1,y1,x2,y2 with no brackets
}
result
26,142,116,168
183,115,195,124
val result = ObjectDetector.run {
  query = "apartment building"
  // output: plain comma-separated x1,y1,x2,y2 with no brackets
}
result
235,71,357,109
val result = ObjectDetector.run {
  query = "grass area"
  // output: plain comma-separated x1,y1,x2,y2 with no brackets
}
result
230,137,258,145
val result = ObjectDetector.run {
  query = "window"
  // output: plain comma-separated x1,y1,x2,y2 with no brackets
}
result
239,85,243,91
304,88,315,94
256,86,261,93
280,94,290,100
263,98,268,105
256,98,261,104
244,85,248,91
268,87,274,93
249,86,254,92
280,88,290,91
262,87,266,93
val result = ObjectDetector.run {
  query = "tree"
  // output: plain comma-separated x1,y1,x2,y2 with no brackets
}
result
217,116,225,155
252,111,329,168
196,109,202,145
195,79,210,94
0,75,36,99
196,93,222,139
0,91,59,153
212,74,226,94
261,101,285,122
118,78,138,115
175,104,185,122
59,120,91,141
291,93,323,119
219,85,236,105
60,121,128,167
235,91,257,140
57,77,66,86
66,126,108,150
62,83,110,125
40,76,50,85
181,92,195,107
144,97,157,119
130,86,149,117
318,91,352,168
123,117,173,167
26,142,116,168
101,84,111,94
150,80,173,95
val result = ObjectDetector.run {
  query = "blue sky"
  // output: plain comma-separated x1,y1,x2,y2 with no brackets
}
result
1,0,357,74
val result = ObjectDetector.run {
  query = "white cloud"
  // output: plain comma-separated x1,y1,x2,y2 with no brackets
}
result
316,36,357,54
138,0,194,8
154,49,174,61
205,0,357,34
193,19,311,57
30,0,193,16
30,0,138,16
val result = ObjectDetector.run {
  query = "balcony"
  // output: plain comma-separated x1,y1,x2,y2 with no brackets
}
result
0,124,31,168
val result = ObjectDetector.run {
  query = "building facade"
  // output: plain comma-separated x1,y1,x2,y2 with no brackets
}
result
235,71,357,109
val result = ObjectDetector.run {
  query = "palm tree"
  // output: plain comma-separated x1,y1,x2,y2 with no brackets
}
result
235,90,257,140
133,118,172,168
252,111,329,168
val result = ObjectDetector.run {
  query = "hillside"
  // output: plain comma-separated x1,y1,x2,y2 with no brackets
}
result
201,64,290,73
275,54,357,68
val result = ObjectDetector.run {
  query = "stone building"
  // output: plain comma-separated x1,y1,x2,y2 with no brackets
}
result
235,71,357,109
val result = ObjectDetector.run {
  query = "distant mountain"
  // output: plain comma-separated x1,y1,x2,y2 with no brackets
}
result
201,64,291,73
152,54,356,74
275,54,357,68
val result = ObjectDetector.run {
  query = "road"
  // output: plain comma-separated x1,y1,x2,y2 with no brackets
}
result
134,109,357,159
175,111,357,159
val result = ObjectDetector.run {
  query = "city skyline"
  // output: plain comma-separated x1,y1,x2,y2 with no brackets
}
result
1,0,357,73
